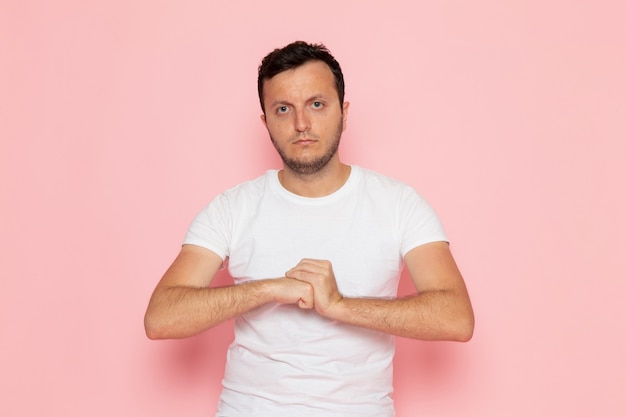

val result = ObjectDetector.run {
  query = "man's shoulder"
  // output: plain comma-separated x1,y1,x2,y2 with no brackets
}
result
354,165,411,191
221,170,276,198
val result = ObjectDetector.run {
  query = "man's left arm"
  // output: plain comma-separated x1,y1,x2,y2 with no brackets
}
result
285,241,474,341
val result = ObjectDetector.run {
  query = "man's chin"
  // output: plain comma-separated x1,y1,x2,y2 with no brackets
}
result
282,157,331,176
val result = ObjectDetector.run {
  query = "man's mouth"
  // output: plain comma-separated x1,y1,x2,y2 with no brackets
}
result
293,138,316,145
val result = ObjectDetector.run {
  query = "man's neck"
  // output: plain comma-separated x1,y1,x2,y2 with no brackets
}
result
278,162,351,198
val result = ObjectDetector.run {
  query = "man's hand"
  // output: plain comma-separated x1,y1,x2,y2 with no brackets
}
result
270,277,315,309
285,259,343,316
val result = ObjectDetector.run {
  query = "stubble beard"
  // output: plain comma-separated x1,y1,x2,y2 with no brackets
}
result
270,119,343,176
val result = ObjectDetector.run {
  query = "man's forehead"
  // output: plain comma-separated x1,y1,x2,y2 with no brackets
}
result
262,61,336,96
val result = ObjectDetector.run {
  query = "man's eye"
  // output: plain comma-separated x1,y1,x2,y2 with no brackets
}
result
277,106,289,114
312,101,324,109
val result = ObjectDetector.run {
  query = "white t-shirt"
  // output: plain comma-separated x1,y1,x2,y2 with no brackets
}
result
184,165,448,417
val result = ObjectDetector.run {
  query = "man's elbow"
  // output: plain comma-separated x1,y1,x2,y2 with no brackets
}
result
144,310,172,340
452,312,475,342
454,323,474,342
145,325,163,340
144,316,161,340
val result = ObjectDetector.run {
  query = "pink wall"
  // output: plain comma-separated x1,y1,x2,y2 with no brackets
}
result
2,1,625,416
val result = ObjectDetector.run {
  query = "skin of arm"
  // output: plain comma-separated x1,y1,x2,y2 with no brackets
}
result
144,244,314,339
285,241,474,341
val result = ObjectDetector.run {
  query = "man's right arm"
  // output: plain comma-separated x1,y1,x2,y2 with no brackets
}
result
144,244,313,339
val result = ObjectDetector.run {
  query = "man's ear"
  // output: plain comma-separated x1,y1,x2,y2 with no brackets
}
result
341,101,350,131
260,113,267,127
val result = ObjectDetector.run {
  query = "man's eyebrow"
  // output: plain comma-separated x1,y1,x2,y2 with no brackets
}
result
268,99,292,108
269,95,328,108
308,95,328,102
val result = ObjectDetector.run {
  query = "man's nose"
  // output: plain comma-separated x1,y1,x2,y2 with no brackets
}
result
294,109,311,132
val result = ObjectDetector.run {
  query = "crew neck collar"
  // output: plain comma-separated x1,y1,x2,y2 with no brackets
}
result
268,165,361,204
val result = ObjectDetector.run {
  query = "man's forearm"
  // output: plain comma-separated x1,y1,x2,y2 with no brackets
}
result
145,276,315,339
325,289,474,341
144,280,274,339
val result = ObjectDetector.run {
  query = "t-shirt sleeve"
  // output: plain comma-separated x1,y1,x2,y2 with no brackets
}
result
398,185,448,256
183,193,231,260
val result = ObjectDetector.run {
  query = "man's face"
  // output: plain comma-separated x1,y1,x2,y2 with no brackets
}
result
261,60,349,176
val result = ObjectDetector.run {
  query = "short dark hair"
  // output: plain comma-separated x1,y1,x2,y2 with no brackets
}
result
257,41,345,113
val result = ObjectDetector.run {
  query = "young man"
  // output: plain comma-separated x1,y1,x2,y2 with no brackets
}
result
145,41,474,417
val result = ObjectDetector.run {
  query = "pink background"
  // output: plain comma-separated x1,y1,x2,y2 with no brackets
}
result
1,1,625,416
